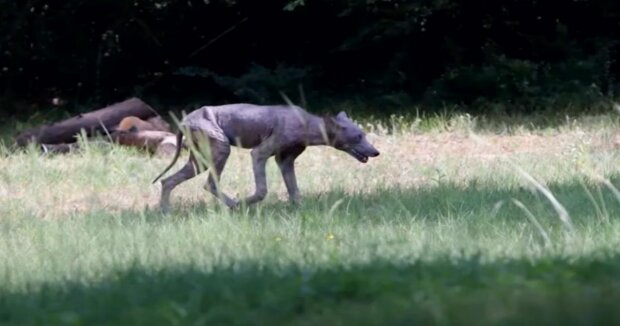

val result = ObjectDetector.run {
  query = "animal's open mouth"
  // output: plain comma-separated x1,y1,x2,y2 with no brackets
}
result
349,149,369,163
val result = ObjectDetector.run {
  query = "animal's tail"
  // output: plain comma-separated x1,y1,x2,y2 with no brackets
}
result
152,131,184,184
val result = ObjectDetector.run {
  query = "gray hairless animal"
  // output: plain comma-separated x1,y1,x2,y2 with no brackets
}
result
152,103,380,213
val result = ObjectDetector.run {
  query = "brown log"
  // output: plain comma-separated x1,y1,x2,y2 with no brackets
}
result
155,135,180,157
15,97,157,146
113,115,172,133
110,130,177,153
146,116,172,132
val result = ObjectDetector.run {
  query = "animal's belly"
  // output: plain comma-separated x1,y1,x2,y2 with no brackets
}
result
220,120,271,148
226,133,263,148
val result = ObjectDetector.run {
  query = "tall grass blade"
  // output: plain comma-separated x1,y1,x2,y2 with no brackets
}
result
470,133,573,232
578,178,608,223
511,199,552,248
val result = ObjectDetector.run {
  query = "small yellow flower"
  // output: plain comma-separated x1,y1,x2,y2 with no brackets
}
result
275,236,282,242
326,233,335,240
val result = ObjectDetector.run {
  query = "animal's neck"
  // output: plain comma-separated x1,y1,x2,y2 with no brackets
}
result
303,115,332,146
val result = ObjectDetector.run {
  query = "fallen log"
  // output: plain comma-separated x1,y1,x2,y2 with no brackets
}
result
110,129,178,154
146,116,172,133
113,115,172,133
155,134,180,157
15,97,157,146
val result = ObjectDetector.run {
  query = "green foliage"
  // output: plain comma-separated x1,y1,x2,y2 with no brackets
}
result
428,53,610,111
283,0,305,11
0,0,619,114
176,63,311,103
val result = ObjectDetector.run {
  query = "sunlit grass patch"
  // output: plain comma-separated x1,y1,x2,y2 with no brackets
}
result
1,113,620,323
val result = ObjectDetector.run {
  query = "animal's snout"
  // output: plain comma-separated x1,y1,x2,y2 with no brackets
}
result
361,143,379,158
365,144,380,157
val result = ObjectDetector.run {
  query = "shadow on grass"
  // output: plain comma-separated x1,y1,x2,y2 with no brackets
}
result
2,177,620,324
1,256,620,325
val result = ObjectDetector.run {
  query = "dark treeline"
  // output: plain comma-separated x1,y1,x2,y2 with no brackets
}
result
1,0,620,116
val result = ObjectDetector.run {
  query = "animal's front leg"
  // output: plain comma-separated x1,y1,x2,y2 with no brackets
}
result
241,149,270,205
276,146,305,204
279,161,301,204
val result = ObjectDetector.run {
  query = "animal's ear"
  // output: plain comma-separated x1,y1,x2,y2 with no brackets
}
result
322,116,342,145
336,111,349,121
323,115,342,133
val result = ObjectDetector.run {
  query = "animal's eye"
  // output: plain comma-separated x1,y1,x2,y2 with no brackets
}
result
356,134,363,142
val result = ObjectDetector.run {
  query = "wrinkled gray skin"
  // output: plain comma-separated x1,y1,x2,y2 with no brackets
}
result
152,103,380,214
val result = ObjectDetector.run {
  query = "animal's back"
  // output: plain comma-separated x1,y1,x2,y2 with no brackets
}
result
184,104,309,148
210,103,306,120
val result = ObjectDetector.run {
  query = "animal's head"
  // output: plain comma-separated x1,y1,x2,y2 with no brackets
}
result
324,111,380,163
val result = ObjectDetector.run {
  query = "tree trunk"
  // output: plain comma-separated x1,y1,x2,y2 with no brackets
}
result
110,130,178,154
15,97,157,146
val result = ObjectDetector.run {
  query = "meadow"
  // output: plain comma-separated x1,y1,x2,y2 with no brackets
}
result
1,111,620,324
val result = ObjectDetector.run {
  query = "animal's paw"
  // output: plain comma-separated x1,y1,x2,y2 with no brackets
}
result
289,196,302,207
226,199,240,210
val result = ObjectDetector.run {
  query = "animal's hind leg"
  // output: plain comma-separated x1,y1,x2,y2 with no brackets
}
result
202,140,238,208
159,155,200,214
240,146,271,205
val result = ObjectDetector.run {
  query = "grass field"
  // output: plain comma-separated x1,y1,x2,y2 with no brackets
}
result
2,112,620,324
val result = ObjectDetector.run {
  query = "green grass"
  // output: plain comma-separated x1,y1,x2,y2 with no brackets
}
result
2,112,620,324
